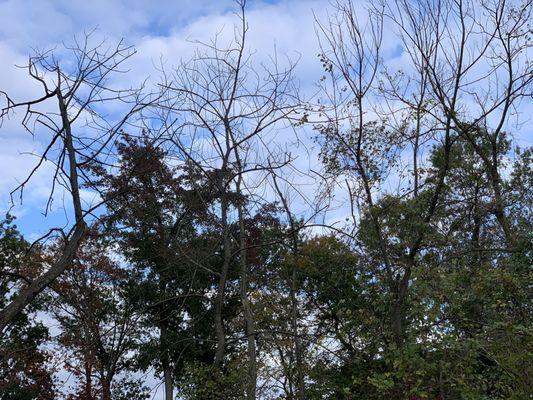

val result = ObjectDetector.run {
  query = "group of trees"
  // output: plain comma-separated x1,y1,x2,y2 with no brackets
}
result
0,0,531,399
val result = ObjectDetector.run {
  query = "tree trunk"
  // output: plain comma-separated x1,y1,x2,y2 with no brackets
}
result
237,200,257,400
290,272,305,400
391,265,411,349
101,378,112,400
0,90,86,333
160,317,173,400
84,356,93,399
0,222,85,333
271,174,305,400
163,365,173,400
391,301,405,349
214,191,231,367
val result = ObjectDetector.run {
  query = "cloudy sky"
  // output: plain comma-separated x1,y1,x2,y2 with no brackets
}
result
1,0,531,239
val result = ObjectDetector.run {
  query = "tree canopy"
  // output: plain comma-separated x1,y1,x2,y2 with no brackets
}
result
0,0,531,399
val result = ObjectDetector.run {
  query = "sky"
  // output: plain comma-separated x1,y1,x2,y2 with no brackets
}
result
1,0,532,236
0,0,418,242
0,0,336,238
0,0,531,397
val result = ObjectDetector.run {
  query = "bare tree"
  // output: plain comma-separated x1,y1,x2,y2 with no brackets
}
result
313,3,532,393
314,0,456,352
271,174,306,400
385,0,533,247
314,0,415,344
0,33,151,333
158,2,300,398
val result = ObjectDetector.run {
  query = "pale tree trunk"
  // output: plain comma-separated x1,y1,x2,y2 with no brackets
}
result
290,272,305,400
271,174,305,399
214,186,231,368
160,316,173,400
237,197,257,400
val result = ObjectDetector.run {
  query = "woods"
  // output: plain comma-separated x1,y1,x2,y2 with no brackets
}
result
0,0,531,399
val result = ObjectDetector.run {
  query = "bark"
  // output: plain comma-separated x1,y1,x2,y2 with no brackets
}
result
159,323,173,400
488,161,516,248
237,194,257,400
214,188,231,368
84,356,93,399
163,365,173,400
0,222,85,333
290,271,305,400
101,376,112,400
391,265,411,349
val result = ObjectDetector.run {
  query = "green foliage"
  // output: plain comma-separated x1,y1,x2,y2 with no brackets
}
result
177,360,247,400
0,216,55,399
111,378,151,400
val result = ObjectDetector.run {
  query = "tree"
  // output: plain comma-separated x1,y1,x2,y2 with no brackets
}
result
0,2,531,399
313,0,532,396
0,34,151,333
51,227,141,400
160,1,299,397
0,216,56,399
91,132,218,400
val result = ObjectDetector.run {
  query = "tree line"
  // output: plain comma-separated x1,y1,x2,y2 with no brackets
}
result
0,0,531,399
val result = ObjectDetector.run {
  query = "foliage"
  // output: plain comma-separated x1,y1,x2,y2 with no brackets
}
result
0,216,55,399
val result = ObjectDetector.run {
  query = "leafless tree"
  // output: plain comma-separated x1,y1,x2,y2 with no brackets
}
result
0,33,152,333
270,173,306,400
315,0,415,345
385,0,532,247
157,1,300,398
